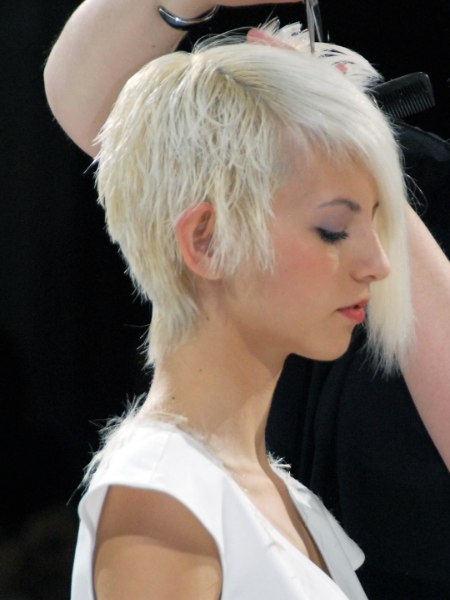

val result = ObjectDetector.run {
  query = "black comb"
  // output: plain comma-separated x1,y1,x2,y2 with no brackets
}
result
371,72,435,120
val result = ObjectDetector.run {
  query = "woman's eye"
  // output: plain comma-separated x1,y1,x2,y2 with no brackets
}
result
316,228,349,244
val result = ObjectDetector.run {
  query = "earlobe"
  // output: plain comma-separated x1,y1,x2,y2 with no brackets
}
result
176,202,219,279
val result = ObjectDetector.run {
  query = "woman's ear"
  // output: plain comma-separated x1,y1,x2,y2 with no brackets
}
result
176,202,219,280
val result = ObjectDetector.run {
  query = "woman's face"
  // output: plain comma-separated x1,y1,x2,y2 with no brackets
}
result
225,151,390,364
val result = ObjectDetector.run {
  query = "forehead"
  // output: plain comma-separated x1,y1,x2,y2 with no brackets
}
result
274,151,378,214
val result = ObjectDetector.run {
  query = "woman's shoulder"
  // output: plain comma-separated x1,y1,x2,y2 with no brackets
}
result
78,419,229,544
87,418,224,493
73,419,226,600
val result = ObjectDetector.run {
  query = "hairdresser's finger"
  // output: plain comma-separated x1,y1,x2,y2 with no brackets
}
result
247,28,296,50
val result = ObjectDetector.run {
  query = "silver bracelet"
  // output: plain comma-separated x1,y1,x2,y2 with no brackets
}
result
158,5,219,31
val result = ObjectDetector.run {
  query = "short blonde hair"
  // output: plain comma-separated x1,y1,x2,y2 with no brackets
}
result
96,24,413,371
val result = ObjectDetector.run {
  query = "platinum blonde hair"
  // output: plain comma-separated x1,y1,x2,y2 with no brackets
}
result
96,23,413,371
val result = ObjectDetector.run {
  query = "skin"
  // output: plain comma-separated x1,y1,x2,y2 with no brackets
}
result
94,152,389,597
400,206,450,469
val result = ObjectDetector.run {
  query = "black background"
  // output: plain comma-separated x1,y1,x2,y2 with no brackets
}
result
0,1,448,597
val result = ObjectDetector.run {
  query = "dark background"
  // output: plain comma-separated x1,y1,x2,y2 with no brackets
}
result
0,1,448,597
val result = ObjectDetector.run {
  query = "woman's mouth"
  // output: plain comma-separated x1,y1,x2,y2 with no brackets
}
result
337,300,368,324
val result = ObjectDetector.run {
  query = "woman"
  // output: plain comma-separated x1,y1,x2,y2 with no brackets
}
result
64,23,414,598
44,2,450,473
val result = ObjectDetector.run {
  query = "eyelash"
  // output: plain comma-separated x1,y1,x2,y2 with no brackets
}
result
316,228,349,244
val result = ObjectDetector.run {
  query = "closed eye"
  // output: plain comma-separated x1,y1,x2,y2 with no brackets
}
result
316,228,349,244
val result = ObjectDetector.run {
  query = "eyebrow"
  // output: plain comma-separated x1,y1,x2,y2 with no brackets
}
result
318,198,379,215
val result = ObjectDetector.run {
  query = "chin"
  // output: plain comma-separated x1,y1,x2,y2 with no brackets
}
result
294,336,353,362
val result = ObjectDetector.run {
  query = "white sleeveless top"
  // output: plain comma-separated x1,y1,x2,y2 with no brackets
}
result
71,422,368,599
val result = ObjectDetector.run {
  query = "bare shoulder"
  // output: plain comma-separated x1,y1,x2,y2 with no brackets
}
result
94,485,222,599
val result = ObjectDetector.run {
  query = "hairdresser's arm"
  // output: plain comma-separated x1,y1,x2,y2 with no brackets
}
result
44,0,298,157
94,485,222,599
401,204,450,470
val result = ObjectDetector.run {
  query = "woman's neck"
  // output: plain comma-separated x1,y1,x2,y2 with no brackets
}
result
143,323,284,471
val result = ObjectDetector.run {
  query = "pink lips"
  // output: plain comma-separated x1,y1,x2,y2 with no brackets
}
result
337,300,368,324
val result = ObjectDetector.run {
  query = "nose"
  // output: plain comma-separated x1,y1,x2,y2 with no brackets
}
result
351,230,390,283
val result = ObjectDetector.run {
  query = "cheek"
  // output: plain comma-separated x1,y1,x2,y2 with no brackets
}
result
273,235,341,288
324,245,341,274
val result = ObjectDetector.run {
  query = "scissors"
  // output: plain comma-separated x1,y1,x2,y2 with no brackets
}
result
305,0,324,53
